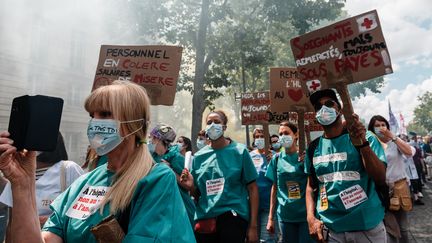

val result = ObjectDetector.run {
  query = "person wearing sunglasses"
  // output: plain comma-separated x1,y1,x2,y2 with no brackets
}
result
0,81,195,242
304,89,387,242
180,110,259,243
265,122,313,243
249,128,279,242
149,124,196,227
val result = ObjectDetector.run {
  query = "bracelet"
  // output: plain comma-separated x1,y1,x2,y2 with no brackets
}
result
391,136,397,142
355,141,370,149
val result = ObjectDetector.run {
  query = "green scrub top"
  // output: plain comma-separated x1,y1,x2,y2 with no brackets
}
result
266,151,308,223
42,163,196,243
152,145,196,226
191,140,258,221
304,131,387,233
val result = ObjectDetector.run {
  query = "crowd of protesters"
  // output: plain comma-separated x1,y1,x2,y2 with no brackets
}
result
0,82,430,243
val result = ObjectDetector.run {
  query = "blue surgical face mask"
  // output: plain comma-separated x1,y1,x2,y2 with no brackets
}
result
254,138,265,150
279,135,293,148
205,123,224,140
196,139,206,150
147,141,156,153
374,127,384,137
271,142,281,150
87,118,143,156
315,105,338,126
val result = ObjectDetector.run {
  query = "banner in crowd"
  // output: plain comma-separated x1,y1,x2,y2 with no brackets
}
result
92,45,183,106
290,10,392,94
269,67,314,112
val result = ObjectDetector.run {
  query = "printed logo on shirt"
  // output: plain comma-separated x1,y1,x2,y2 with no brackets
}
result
206,178,225,196
320,186,328,211
339,185,368,210
313,152,347,165
286,181,301,199
317,171,360,183
66,185,110,220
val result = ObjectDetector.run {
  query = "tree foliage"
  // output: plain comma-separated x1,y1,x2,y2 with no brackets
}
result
413,91,432,132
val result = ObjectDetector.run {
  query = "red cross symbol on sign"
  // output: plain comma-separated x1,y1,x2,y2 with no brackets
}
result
361,18,374,29
310,81,320,91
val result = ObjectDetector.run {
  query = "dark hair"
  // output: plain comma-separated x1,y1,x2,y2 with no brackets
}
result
180,136,192,152
37,132,68,164
270,134,279,142
208,110,228,125
279,121,298,134
367,115,389,133
198,130,206,137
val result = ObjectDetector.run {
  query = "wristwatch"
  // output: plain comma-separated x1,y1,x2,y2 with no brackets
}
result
391,136,397,142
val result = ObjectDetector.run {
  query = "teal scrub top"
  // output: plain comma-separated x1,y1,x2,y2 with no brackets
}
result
152,145,196,226
191,140,258,221
304,131,387,233
266,151,308,223
42,163,196,243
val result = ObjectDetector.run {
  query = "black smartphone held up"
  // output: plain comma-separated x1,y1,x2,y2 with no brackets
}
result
7,95,64,151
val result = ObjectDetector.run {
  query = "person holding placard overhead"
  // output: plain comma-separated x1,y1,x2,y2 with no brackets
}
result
265,121,313,243
148,123,196,227
180,110,259,243
0,81,195,242
250,127,279,242
304,89,387,242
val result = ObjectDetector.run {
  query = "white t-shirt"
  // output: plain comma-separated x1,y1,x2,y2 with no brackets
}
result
385,141,410,185
404,146,419,180
0,160,84,216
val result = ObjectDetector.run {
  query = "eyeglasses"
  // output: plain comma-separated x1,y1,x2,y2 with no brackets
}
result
314,99,337,111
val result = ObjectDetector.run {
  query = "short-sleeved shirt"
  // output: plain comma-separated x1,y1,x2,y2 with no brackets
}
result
266,151,307,222
191,140,258,221
152,145,196,225
384,141,409,185
304,131,387,233
42,163,195,243
249,149,273,210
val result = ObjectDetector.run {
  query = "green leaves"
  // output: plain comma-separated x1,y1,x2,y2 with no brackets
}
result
413,91,432,133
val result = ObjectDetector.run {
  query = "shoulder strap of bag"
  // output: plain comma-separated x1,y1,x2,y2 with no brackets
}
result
60,161,67,192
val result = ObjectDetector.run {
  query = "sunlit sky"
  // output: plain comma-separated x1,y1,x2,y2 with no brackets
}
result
344,0,432,127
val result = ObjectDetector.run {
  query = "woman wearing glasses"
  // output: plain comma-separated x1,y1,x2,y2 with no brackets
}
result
265,122,313,243
181,110,259,243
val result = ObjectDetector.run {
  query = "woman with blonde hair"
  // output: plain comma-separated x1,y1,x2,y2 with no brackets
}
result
0,81,195,242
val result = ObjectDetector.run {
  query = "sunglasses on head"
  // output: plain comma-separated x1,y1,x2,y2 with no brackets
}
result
314,99,337,111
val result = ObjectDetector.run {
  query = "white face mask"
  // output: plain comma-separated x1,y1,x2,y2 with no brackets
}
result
205,122,224,140
254,138,265,150
316,105,338,126
279,135,293,149
196,139,206,150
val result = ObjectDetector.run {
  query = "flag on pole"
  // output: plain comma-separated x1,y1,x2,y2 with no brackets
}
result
399,112,407,135
388,101,399,134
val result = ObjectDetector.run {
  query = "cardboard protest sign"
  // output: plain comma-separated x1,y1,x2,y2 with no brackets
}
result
269,67,314,112
92,45,183,106
290,10,392,95
241,92,270,125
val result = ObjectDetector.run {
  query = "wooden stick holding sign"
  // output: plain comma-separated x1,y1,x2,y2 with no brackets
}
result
263,124,271,159
295,106,307,153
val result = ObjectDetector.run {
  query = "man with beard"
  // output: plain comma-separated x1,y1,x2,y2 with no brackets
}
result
304,89,387,243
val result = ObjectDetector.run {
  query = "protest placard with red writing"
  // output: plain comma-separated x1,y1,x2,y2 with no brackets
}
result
269,67,314,112
290,10,392,95
241,92,271,125
92,45,183,106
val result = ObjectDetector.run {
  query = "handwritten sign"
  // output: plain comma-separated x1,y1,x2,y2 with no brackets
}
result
290,10,392,94
92,45,183,106
269,67,314,112
241,92,270,125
